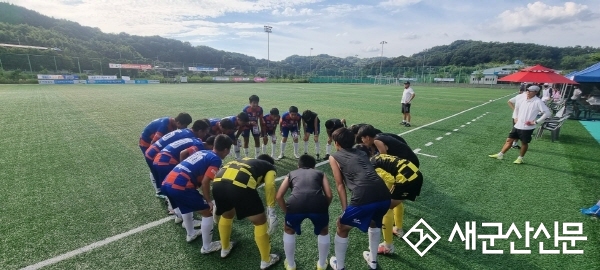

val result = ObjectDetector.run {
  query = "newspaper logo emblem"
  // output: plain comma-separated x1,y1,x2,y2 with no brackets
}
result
402,218,441,257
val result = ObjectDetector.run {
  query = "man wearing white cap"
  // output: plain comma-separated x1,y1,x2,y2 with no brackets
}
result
488,85,551,164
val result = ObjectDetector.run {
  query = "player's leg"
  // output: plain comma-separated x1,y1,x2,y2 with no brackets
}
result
282,214,302,270
303,130,310,155
314,127,320,160
364,200,391,269
180,190,219,253
262,134,269,154
242,129,250,157
325,135,333,159
489,129,518,159
279,127,290,160
253,133,261,158
514,129,533,164
165,188,202,243
331,216,353,270
309,213,330,270
292,127,300,158
405,104,412,127
269,131,277,157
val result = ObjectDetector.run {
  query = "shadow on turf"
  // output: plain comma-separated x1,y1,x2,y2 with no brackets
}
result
396,181,546,270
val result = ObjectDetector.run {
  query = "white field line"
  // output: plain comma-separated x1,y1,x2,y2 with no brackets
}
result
21,217,173,270
23,93,513,269
425,142,434,146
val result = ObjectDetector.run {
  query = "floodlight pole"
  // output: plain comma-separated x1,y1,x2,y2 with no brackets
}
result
378,41,387,84
309,48,313,76
264,26,272,70
421,54,426,83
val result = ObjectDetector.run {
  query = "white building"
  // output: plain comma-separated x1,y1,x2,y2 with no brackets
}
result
470,64,523,84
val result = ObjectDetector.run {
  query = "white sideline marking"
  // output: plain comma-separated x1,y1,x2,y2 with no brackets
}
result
21,217,173,270
445,132,452,135
453,129,459,132
435,137,443,141
416,152,438,158
466,122,471,124
24,94,513,269
413,148,421,153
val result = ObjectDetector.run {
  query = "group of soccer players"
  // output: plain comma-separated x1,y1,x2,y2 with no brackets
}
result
137,94,424,270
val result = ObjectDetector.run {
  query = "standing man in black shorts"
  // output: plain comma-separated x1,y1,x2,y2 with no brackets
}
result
400,81,415,127
488,85,551,164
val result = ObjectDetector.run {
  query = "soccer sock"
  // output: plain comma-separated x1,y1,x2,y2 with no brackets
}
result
317,234,330,267
368,228,381,263
254,223,271,262
261,145,267,154
201,216,214,250
174,207,183,219
326,143,331,155
334,234,348,269
497,152,504,157
283,232,296,268
218,216,234,250
271,143,276,157
303,141,308,153
382,209,394,245
517,156,523,159
234,145,241,159
394,203,404,230
255,147,260,158
315,142,320,155
280,142,286,156
512,141,518,146
149,172,157,191
182,212,195,236
243,147,249,157
293,143,299,155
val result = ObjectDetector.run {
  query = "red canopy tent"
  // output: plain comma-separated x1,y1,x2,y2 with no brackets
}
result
498,64,578,84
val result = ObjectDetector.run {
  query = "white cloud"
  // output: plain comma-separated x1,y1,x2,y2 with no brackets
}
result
272,7,315,16
349,40,362,44
335,32,348,37
495,1,595,32
379,0,421,8
363,46,380,53
400,33,420,40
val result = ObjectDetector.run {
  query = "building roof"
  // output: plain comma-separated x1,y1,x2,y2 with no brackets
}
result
471,64,525,75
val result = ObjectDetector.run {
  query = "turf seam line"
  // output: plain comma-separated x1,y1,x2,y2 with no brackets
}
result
21,217,173,270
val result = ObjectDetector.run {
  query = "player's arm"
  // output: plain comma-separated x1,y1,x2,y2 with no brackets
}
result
314,116,320,136
275,176,290,213
322,174,333,205
329,156,348,210
341,118,347,127
263,170,277,207
150,132,163,145
179,147,197,161
409,91,416,103
201,165,220,210
507,98,516,110
374,139,388,154
536,101,552,124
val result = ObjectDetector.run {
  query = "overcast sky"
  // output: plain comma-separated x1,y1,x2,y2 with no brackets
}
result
3,0,600,61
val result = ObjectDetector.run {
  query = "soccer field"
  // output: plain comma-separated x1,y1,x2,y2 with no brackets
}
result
1,83,598,270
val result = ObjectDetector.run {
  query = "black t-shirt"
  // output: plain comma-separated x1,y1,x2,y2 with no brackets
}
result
326,118,345,136
303,112,320,128
332,148,390,206
374,134,420,168
214,158,276,189
286,168,328,213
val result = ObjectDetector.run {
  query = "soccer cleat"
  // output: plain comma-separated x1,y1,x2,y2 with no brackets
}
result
260,254,280,270
221,241,236,258
316,261,327,270
186,230,202,243
512,145,521,149
182,219,202,228
329,257,346,270
513,158,524,164
200,241,222,254
488,154,503,160
581,205,600,216
377,242,395,255
362,251,377,270
174,216,183,224
284,259,296,270
393,227,404,237
405,123,411,127
400,122,406,126
276,154,284,161
294,153,300,159
316,154,320,161
324,154,330,160
155,192,167,199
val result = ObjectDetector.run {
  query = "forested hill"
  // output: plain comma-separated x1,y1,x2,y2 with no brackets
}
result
0,2,599,74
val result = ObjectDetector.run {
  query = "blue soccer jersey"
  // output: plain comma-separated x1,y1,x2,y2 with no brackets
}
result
154,137,205,165
163,150,222,189
145,129,198,161
139,117,177,147
280,112,301,128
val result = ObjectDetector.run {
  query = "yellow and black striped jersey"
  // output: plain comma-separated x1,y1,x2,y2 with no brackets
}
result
213,158,277,206
371,154,420,186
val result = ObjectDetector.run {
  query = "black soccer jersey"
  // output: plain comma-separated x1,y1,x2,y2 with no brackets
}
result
286,168,328,213
332,148,390,206
374,134,420,168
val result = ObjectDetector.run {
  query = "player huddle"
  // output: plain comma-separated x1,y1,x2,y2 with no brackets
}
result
137,94,424,270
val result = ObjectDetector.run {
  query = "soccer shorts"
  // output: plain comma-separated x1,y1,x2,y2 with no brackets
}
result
285,212,329,235
262,129,276,137
508,128,534,144
213,181,264,220
305,125,321,135
401,103,411,113
390,173,423,201
281,126,299,138
242,124,261,138
340,200,390,232
161,184,210,214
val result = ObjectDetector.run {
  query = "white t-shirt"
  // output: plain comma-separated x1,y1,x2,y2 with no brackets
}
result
401,87,415,104
571,89,582,100
508,93,526,107
512,96,551,130
542,88,551,101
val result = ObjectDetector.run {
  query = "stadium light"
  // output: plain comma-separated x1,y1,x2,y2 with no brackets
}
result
309,48,313,76
264,25,272,70
378,41,387,78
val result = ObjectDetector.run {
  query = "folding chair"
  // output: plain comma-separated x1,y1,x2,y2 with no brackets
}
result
536,114,570,142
